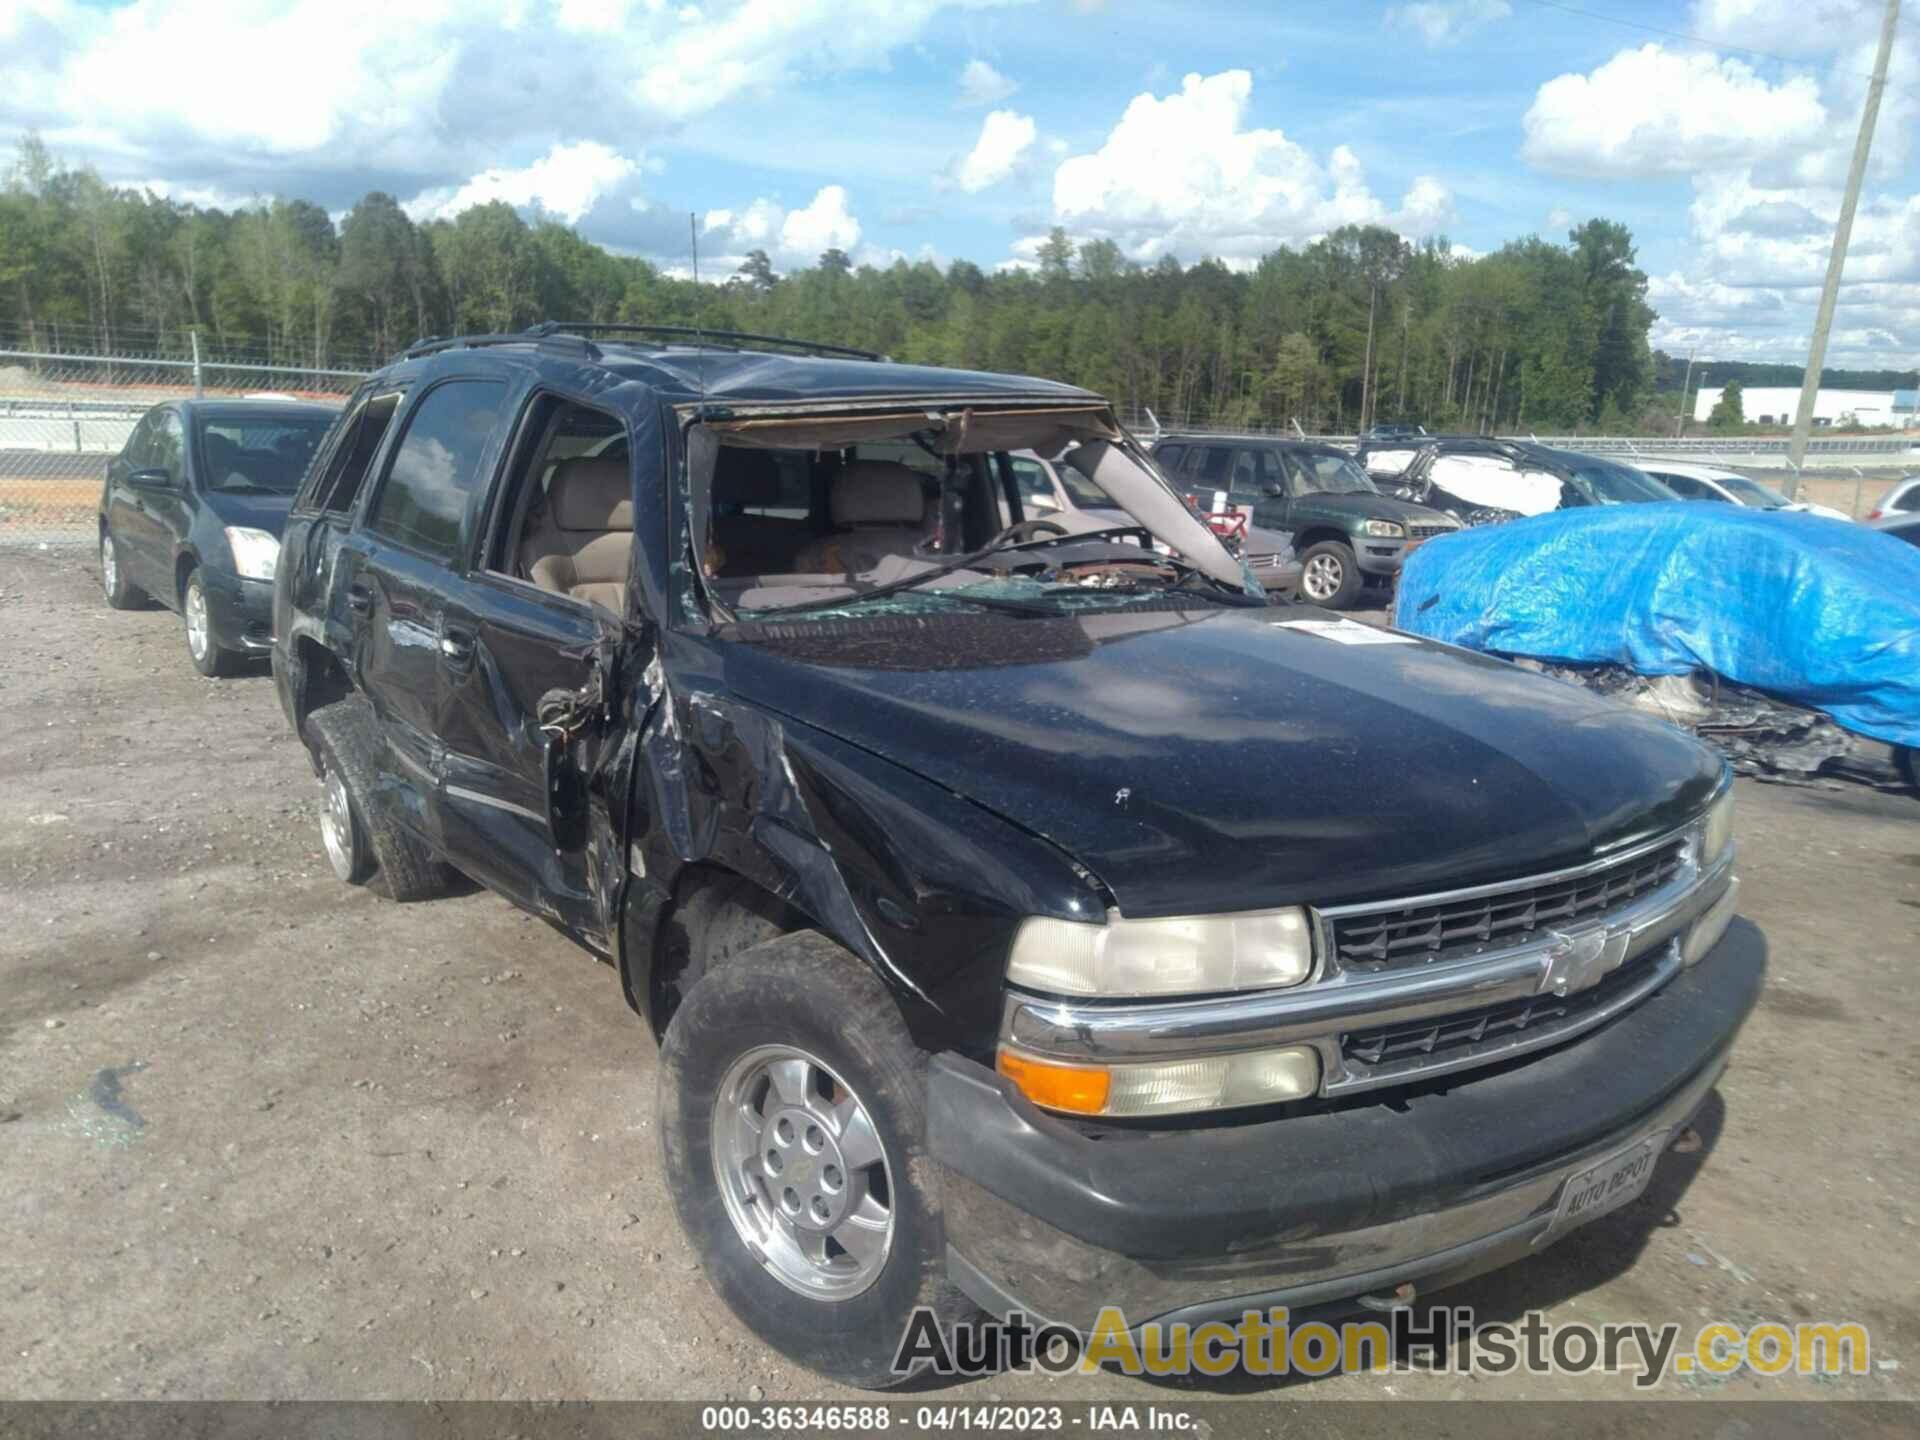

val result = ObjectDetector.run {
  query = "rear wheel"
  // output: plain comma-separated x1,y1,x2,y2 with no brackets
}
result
1299,539,1362,608
303,700,449,900
100,529,145,610
183,568,239,677
658,931,973,1388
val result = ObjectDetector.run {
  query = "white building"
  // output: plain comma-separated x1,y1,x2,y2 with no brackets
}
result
1691,385,1912,428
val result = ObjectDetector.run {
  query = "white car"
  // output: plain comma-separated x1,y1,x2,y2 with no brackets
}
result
1866,474,1920,522
1635,461,1852,521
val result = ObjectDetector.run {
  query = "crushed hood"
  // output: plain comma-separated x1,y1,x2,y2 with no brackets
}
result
720,606,1724,917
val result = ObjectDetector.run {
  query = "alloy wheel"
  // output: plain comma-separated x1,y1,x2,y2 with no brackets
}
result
1303,552,1344,601
185,579,210,661
318,762,357,881
711,1044,894,1301
100,535,117,597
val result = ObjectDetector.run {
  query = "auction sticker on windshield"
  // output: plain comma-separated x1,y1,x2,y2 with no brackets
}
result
1273,618,1419,645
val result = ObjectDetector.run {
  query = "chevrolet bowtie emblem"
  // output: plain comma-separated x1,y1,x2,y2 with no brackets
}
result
1540,925,1632,997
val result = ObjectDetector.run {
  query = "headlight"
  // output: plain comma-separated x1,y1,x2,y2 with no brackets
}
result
998,1044,1321,1118
1700,786,1735,868
225,526,280,581
1006,907,1313,997
1362,519,1404,537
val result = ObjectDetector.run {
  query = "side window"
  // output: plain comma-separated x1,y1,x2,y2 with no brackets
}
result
1192,446,1233,486
1154,444,1186,474
367,380,506,563
150,412,185,480
312,392,402,515
1896,485,1920,513
121,414,155,468
1228,449,1261,499
1255,449,1289,493
1008,458,1058,511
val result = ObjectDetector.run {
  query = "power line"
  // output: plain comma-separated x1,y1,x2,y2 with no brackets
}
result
1514,0,1919,95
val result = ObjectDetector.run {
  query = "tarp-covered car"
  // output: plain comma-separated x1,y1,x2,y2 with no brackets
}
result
1395,505,1920,779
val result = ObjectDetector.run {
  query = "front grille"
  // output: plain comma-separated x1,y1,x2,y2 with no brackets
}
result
1343,945,1664,1067
1329,838,1689,972
1409,523,1456,539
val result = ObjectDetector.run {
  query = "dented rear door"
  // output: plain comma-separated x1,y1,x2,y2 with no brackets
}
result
432,574,618,943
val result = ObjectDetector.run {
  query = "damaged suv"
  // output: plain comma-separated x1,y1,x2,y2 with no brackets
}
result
271,325,1762,1387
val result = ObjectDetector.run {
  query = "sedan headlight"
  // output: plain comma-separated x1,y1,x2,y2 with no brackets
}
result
1362,519,1405,537
225,526,280,581
1700,786,1735,868
1006,907,1313,997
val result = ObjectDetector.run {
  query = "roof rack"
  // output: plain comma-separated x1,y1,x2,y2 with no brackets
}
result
528,322,884,362
400,331,600,362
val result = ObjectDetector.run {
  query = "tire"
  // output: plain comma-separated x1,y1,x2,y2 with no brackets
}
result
1298,539,1362,609
658,931,974,1389
182,568,240,677
1899,746,1918,794
303,699,449,901
100,527,146,610
657,872,800,1020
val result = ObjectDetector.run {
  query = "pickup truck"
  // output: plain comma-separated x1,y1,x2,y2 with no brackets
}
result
270,324,1761,1387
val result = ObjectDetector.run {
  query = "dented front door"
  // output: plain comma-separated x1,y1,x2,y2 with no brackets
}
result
432,574,618,943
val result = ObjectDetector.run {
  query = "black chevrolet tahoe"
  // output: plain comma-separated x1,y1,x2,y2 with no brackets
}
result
270,324,1761,1387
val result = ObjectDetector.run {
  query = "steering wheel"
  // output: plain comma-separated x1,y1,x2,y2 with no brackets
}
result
990,518,1070,547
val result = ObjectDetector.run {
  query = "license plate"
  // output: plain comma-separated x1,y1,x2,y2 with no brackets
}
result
1538,1131,1668,1246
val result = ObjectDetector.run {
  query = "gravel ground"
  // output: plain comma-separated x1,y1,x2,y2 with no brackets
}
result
2,543,1917,1403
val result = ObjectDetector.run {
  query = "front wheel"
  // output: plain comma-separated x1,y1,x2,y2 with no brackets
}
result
1298,539,1362,608
183,569,239,677
658,931,973,1388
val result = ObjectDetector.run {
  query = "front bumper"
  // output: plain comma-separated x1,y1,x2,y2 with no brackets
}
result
200,569,276,652
1352,535,1408,576
928,917,1764,1332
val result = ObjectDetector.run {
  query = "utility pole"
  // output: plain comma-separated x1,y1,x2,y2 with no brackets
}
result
1785,0,1900,497
189,329,204,398
1674,350,1696,437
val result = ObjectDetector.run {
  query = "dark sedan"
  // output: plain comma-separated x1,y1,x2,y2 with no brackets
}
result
98,398,337,675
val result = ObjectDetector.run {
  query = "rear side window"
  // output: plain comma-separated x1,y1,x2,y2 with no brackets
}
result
367,380,506,562
1154,443,1186,473
1191,446,1233,485
309,392,402,514
1897,485,1920,513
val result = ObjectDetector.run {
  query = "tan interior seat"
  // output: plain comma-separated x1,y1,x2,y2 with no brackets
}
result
791,461,928,575
519,457,632,612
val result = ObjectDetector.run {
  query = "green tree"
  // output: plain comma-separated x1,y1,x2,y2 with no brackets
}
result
1708,379,1745,431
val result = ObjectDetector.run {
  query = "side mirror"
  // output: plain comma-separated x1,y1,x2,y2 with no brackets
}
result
128,467,174,489
1262,481,1286,497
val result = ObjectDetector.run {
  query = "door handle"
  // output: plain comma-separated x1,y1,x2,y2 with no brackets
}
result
346,583,371,615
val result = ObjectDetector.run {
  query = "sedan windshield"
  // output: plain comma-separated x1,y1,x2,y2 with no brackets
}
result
1568,461,1678,505
197,414,333,493
1293,452,1378,496
1716,475,1791,509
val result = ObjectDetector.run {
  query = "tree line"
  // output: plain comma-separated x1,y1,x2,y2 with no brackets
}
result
3,135,1671,432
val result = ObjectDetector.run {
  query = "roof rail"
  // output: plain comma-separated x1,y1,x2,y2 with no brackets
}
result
400,330,600,362
529,322,884,362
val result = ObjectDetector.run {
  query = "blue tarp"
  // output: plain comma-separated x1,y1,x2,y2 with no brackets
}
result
1395,504,1920,748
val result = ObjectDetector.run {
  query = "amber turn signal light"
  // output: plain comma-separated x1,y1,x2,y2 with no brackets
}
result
996,1048,1112,1116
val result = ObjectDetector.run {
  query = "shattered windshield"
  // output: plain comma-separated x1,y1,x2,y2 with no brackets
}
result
1292,451,1378,496
694,414,1261,622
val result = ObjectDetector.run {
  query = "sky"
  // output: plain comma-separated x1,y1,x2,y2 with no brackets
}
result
3,0,1918,369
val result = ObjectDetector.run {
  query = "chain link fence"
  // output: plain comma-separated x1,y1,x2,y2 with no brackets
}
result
0,350,366,544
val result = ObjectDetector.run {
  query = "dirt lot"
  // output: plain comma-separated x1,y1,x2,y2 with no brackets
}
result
1,543,1916,1403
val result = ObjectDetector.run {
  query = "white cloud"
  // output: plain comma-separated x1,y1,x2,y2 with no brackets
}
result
0,1,1027,207
407,140,638,224
1522,45,1826,178
702,185,864,268
1042,70,1453,263
953,109,1036,192
1387,1,1511,47
956,58,1017,107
